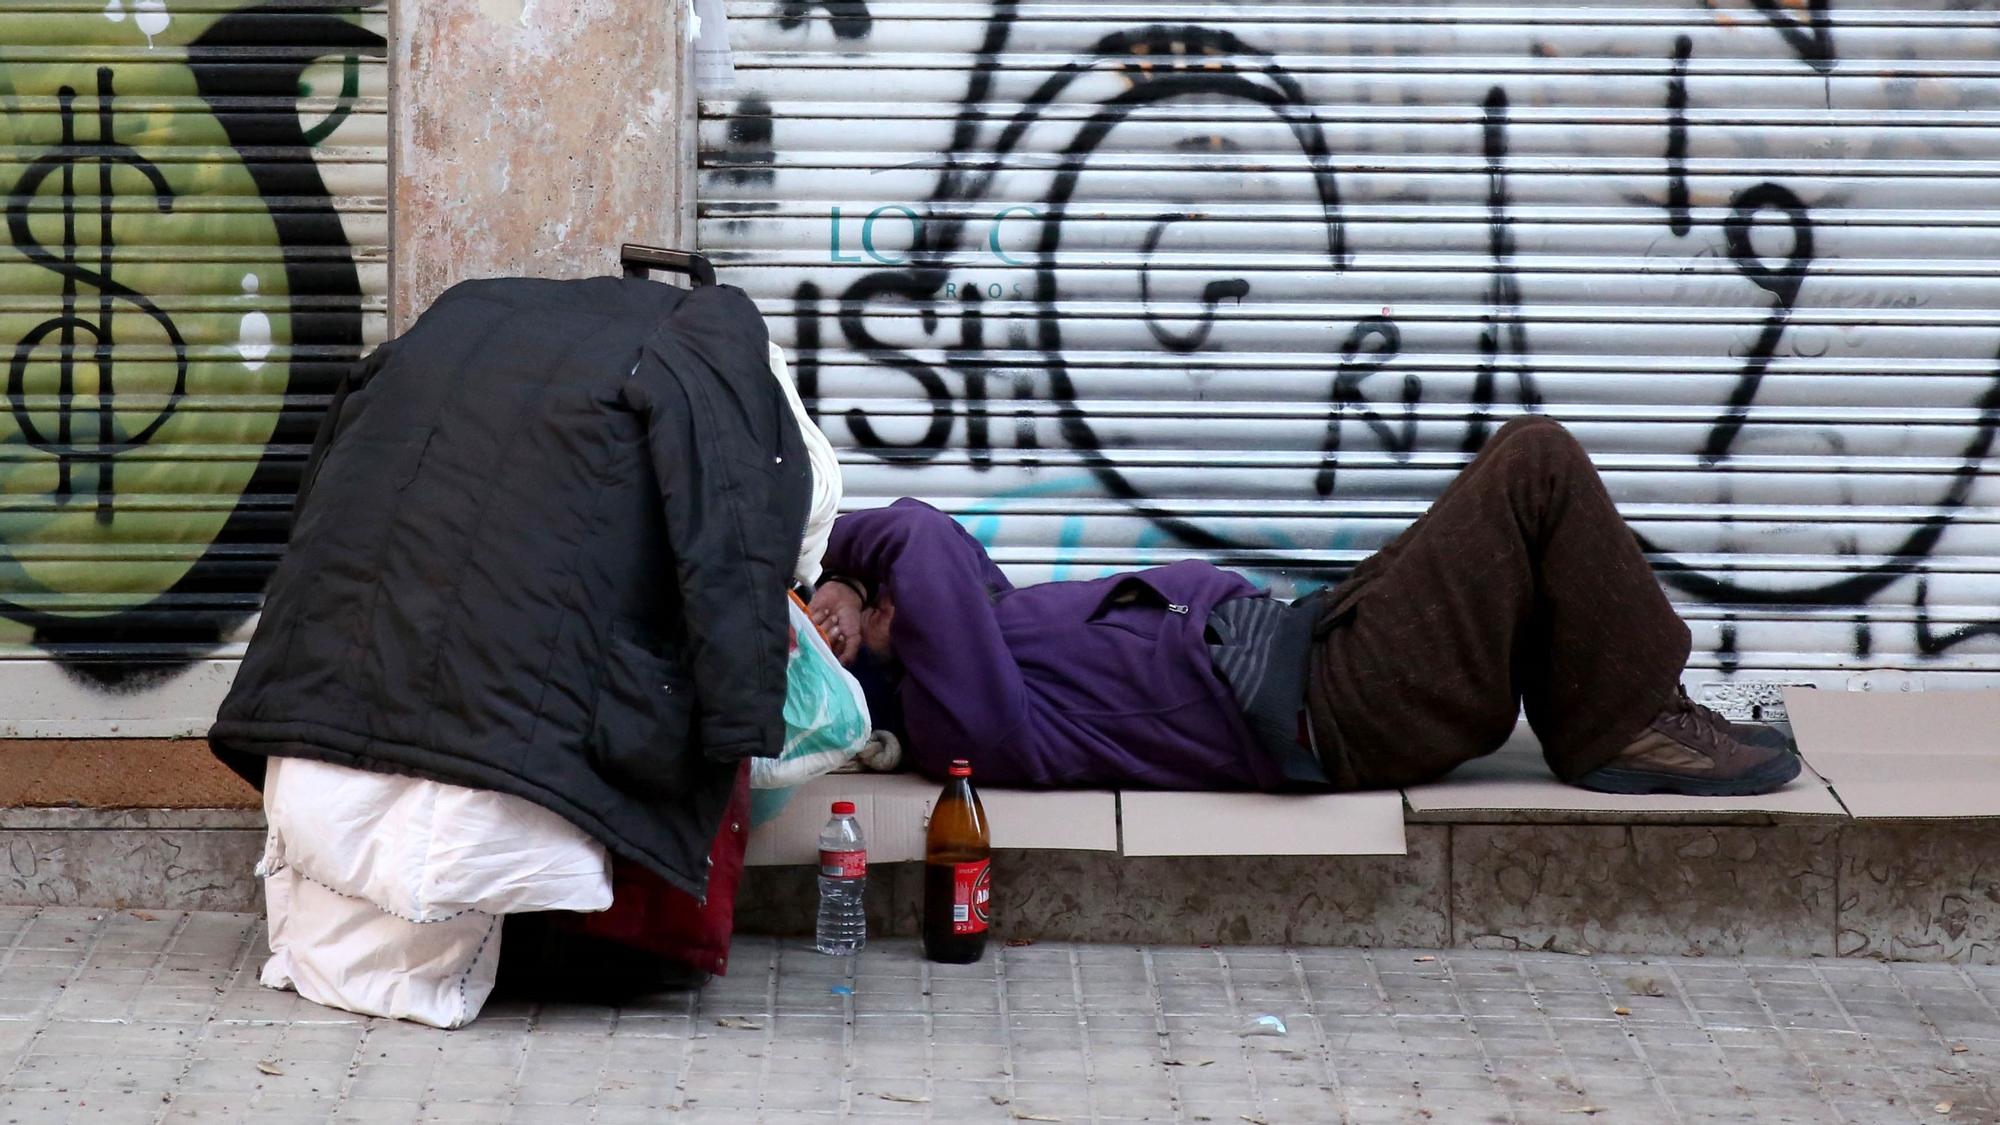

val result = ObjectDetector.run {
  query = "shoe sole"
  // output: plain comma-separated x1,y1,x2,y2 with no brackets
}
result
1576,751,1804,797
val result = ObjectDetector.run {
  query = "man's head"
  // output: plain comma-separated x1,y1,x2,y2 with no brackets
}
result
859,586,896,660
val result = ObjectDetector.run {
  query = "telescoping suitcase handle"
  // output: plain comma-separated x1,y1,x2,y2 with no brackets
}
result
620,243,717,287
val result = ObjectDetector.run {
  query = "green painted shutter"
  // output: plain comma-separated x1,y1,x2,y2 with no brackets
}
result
0,2,387,731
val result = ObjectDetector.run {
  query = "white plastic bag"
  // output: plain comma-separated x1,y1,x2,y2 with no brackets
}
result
257,757,612,1029
260,862,503,1030
262,757,611,920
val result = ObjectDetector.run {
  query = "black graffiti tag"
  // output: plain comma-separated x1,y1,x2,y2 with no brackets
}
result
1665,34,1693,237
1029,25,1347,551
1916,577,2000,656
838,271,954,461
7,67,188,523
1317,316,1408,498
835,22,1348,525
1140,214,1251,354
786,1,2000,644
1704,182,1814,465
1651,342,2000,608
775,0,871,39
951,286,993,469
1463,87,1538,454
1751,0,1836,76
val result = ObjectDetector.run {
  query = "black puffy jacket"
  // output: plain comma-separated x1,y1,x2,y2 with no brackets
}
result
210,277,809,896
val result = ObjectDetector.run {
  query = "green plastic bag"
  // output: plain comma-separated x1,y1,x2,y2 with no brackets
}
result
749,595,872,826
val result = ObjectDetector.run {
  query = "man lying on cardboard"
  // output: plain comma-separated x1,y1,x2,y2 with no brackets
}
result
807,417,1799,798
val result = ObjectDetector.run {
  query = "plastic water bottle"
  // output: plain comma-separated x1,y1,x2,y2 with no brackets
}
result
815,800,867,955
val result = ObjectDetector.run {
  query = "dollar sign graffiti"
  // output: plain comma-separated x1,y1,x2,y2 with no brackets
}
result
7,67,189,524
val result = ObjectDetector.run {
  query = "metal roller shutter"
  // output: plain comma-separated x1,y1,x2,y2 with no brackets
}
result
1,2,388,733
701,1,2000,707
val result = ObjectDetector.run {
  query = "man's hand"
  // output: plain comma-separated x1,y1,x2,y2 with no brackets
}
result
809,580,864,665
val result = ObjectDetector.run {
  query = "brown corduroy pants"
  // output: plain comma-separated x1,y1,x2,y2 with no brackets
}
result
1304,416,1691,790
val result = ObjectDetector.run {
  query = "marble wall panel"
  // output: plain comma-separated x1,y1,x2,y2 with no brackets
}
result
734,861,904,941
1450,825,1840,958
974,834,1450,948
0,830,263,913
1836,823,2000,965
391,0,691,327
740,832,1451,949
20,817,1996,964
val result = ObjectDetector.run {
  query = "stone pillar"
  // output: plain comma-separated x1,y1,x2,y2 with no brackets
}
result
389,0,693,330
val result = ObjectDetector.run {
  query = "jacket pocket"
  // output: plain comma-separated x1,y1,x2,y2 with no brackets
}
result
392,425,434,490
1085,575,1188,630
589,634,697,796
723,449,785,497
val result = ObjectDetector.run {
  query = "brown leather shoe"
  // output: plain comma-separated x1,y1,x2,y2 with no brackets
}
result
1576,688,1801,796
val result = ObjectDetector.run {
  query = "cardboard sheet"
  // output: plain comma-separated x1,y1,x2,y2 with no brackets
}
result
1402,722,1846,816
1784,687,2000,818
1117,790,1407,856
744,773,1119,866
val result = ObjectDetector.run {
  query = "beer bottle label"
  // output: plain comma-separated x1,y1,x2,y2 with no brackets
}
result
951,859,991,935
819,849,866,879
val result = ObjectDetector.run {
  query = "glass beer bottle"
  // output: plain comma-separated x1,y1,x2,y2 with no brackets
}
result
923,759,991,964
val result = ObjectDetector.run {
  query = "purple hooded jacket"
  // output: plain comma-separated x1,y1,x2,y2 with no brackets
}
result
822,499,1285,790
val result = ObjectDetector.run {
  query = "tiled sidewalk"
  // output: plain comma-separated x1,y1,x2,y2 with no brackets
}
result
0,908,1994,1124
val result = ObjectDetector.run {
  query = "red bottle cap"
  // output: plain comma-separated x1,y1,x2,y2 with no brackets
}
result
831,801,857,815
949,760,972,778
